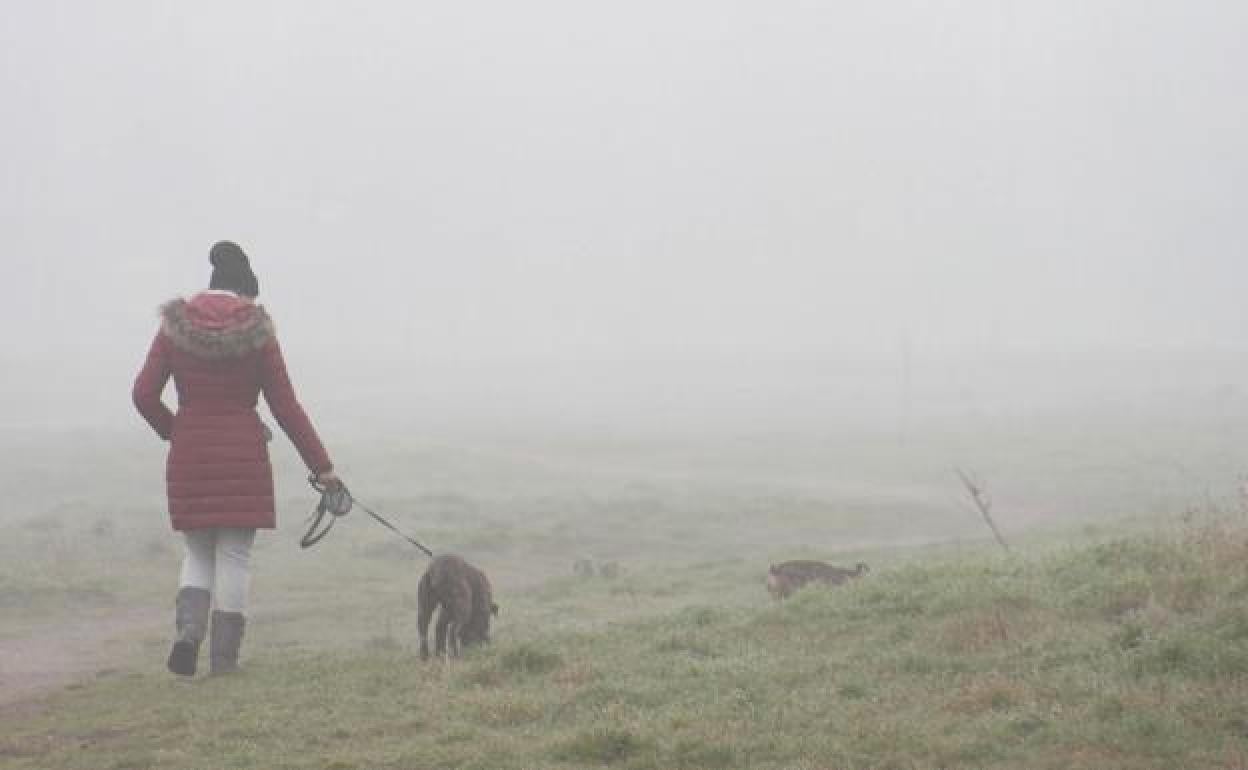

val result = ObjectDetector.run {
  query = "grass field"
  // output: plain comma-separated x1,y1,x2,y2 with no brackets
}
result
4,514,1248,769
2,409,1248,769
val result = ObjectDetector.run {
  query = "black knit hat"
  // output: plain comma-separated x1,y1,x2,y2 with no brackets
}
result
208,241,260,298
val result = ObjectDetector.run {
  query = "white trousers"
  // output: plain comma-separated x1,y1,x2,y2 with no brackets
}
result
179,528,256,613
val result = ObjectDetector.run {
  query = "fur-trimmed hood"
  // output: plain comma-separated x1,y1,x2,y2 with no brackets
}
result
160,293,275,359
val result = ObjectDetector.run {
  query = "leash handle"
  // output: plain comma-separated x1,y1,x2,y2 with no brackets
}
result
301,475,434,557
300,475,352,549
299,507,336,548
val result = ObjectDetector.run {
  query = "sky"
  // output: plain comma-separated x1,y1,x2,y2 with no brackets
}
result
2,1,1247,429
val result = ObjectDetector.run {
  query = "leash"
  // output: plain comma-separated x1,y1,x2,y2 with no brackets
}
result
301,475,434,557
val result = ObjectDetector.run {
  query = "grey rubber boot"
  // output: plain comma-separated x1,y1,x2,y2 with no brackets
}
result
167,587,212,677
209,610,246,675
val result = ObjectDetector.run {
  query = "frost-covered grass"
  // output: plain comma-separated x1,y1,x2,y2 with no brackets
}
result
4,515,1247,769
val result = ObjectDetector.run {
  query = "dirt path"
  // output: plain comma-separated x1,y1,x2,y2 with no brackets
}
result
0,607,164,713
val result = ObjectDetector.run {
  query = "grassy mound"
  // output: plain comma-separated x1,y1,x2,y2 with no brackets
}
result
3,520,1247,769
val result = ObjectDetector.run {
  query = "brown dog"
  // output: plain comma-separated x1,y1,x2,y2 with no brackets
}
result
417,553,499,659
767,560,869,600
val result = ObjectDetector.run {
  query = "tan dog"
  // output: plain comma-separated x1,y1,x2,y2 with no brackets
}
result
417,553,499,659
767,560,869,600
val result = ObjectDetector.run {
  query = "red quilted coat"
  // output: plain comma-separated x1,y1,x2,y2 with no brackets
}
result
132,291,333,531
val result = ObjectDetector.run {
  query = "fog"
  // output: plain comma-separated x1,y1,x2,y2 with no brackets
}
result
6,4,1248,721
3,1,1247,437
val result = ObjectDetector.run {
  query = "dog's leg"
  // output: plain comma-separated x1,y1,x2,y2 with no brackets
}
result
434,606,450,656
417,576,435,660
448,581,473,658
448,618,462,658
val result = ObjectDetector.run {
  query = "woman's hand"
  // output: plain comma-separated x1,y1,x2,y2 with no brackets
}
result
315,470,342,489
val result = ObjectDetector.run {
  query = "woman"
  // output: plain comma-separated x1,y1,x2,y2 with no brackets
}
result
132,241,338,676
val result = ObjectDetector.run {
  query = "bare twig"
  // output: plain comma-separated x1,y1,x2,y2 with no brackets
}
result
955,467,1011,553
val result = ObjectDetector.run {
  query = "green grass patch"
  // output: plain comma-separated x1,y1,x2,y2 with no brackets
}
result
5,516,1248,769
